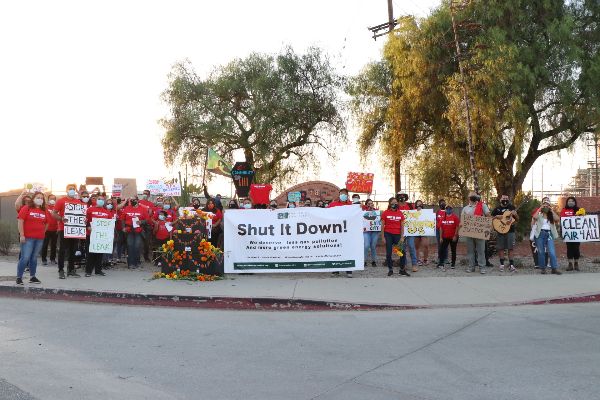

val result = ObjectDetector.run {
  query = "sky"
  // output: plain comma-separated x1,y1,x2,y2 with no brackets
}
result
0,0,594,200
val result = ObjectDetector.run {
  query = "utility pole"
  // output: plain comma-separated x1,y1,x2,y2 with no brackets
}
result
450,1,480,195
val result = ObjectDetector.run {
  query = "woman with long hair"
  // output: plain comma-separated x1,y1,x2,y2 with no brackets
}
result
532,198,561,275
561,196,582,271
16,192,49,285
381,197,409,277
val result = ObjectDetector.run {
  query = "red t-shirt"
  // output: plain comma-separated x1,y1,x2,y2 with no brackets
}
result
46,204,58,232
440,214,460,239
86,206,115,236
397,203,413,211
381,209,405,234
18,206,50,239
121,206,150,233
138,199,154,209
328,200,353,208
560,208,576,217
54,197,83,231
153,208,177,222
436,209,446,229
249,184,273,205
155,221,171,241
205,208,223,224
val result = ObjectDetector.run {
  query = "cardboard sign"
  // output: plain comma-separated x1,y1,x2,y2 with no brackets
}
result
111,184,123,198
146,179,165,195
163,182,181,197
287,192,301,203
114,178,137,199
346,172,374,194
231,162,255,198
363,210,381,232
64,202,87,239
459,214,493,240
89,218,115,254
86,177,104,185
561,215,600,242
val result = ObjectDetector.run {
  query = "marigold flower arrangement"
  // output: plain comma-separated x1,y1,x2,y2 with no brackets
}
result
392,243,404,257
195,209,211,221
197,239,222,265
160,240,184,268
152,271,221,282
576,208,586,216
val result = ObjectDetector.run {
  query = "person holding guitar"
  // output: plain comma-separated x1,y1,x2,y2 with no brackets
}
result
492,194,519,273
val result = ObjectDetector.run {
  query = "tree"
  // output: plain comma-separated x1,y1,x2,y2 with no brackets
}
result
161,47,345,187
349,1,600,198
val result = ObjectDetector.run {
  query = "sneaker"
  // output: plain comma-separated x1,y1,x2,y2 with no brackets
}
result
16,277,23,285
499,265,505,272
399,269,411,277
509,265,517,273
346,272,353,278
440,265,446,272
417,260,423,267
67,272,81,278
29,277,41,284
486,262,494,267
25,267,29,272
541,269,547,274
331,272,340,276
85,273,92,277
59,270,66,279
387,270,393,276
95,271,106,276
551,269,562,275
50,260,57,265
412,267,419,273
480,268,487,274
42,261,48,266
371,261,377,267
466,266,475,273
451,264,455,269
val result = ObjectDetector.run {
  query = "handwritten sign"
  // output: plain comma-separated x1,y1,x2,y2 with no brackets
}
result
401,209,436,236
561,215,600,242
363,210,381,232
89,218,115,254
114,178,137,198
346,172,374,194
111,184,123,198
146,179,165,195
163,182,181,197
24,182,47,193
64,203,87,239
459,214,493,240
287,191,301,203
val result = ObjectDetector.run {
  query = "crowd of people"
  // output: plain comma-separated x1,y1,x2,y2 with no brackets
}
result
12,182,586,285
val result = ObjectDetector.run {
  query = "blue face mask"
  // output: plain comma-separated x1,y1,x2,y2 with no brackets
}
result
340,194,348,202
68,189,76,198
446,207,453,215
163,204,171,210
289,204,296,208
107,204,114,210
96,199,105,207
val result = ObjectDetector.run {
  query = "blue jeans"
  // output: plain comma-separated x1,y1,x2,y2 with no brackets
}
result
384,232,405,270
405,236,418,265
17,238,44,278
126,232,143,267
535,230,558,269
363,232,379,262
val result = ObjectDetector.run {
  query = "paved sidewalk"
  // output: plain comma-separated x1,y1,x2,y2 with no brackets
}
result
1,260,600,310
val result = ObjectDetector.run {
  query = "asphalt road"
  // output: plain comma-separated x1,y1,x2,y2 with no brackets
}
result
0,299,599,400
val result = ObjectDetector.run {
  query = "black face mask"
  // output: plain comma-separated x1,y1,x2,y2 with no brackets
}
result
501,200,509,206
270,204,277,209
193,204,200,209
391,204,398,210
469,196,479,202
117,199,122,204
439,202,446,209
229,203,238,209
131,200,138,206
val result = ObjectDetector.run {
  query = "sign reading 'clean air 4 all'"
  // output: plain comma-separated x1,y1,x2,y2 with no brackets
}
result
224,205,364,273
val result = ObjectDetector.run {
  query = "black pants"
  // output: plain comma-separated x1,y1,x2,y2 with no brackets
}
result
210,226,223,247
41,230,58,262
58,231,78,273
566,242,581,260
438,238,457,266
142,230,151,262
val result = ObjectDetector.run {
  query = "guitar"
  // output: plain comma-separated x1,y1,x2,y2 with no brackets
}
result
492,199,530,234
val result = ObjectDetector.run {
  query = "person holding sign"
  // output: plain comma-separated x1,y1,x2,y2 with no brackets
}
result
437,205,459,271
460,191,491,274
396,192,419,271
16,192,49,285
328,188,354,277
561,196,582,271
52,184,84,279
85,194,113,277
413,200,429,268
41,194,59,266
362,199,380,267
382,197,409,277
121,197,150,268
15,190,33,213
531,199,561,275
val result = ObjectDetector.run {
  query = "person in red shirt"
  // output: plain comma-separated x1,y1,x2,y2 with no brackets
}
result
202,199,223,247
249,183,273,208
14,190,33,213
84,193,114,276
327,188,353,208
52,184,85,279
437,205,460,271
16,192,49,285
121,197,151,268
381,197,409,277
41,193,59,265
561,196,581,271
435,198,447,264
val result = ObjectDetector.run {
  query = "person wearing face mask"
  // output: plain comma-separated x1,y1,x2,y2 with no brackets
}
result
203,199,223,246
351,194,361,206
492,194,519,273
153,211,172,260
304,198,313,207
532,198,561,275
16,192,49,285
41,194,59,266
327,188,353,208
190,197,202,210
15,190,33,212
395,192,419,271
435,199,447,265
228,199,240,209
121,197,150,268
269,201,279,210
138,190,154,209
52,184,84,279
362,199,380,267
437,205,460,271
316,200,324,208
460,191,491,274
413,200,429,269
381,197,410,277
84,193,113,277
286,201,297,209
112,197,127,264
561,196,581,271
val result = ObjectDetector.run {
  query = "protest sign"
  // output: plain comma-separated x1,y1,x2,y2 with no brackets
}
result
363,210,381,232
224,205,364,273
85,177,104,185
111,184,123,197
146,179,165,195
561,215,600,242
163,182,181,197
402,209,436,236
287,191,301,203
89,218,115,254
114,178,137,198
459,214,493,240
24,182,47,193
64,203,87,239
346,172,374,194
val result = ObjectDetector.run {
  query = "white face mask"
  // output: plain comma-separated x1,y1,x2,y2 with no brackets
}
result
33,198,44,206
159,215,166,221
48,199,56,205
81,197,90,203
244,204,252,209
106,204,114,210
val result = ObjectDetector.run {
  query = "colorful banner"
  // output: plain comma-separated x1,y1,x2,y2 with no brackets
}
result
561,215,600,242
146,179,165,195
287,191,301,203
64,203,87,239
24,182,47,193
89,218,115,254
363,210,381,232
111,184,123,198
224,206,364,273
402,209,436,236
207,148,232,177
163,182,181,197
459,214,493,240
346,172,374,194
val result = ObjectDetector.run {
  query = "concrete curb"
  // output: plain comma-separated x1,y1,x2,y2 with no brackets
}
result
1,285,600,311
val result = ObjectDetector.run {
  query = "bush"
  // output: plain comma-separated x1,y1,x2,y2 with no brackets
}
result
0,220,17,255
514,192,539,242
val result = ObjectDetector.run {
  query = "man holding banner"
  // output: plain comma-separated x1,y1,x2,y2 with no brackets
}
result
460,191,491,274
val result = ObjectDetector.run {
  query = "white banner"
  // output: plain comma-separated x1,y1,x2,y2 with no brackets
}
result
224,206,364,273
89,218,115,254
561,215,600,242
402,209,436,237
363,210,381,232
163,182,181,197
64,203,87,239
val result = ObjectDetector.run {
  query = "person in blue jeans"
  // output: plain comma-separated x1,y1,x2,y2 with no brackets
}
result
381,197,410,277
532,199,562,275
16,192,49,285
396,192,418,271
362,199,380,267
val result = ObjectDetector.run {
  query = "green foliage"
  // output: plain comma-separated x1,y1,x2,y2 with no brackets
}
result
0,221,17,256
349,1,600,197
162,47,345,186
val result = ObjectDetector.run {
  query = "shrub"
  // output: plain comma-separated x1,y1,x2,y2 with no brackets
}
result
0,221,17,255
